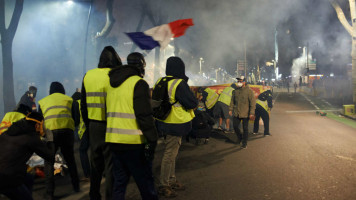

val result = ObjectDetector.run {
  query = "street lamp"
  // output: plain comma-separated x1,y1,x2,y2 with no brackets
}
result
199,57,204,75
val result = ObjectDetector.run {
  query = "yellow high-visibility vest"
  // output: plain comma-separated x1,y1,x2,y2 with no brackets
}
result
39,93,74,131
0,112,26,134
256,99,269,112
155,76,194,124
204,88,219,109
83,68,111,121
77,99,86,139
105,75,146,144
218,86,234,106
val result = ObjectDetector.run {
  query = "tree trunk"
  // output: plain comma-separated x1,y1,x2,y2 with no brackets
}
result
0,0,24,113
1,34,16,112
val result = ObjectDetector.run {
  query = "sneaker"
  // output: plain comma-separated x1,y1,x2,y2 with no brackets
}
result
264,134,272,136
241,144,247,149
217,126,223,131
204,138,209,144
158,186,177,198
252,132,258,135
171,181,185,191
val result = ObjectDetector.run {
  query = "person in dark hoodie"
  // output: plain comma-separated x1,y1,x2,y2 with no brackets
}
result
81,46,122,200
72,89,90,181
106,52,159,199
0,112,54,200
253,89,273,136
155,57,198,198
38,82,80,199
17,86,38,112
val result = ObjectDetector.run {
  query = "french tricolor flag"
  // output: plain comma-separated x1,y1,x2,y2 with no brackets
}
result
126,19,194,50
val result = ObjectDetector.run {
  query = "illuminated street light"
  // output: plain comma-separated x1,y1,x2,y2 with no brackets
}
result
199,57,204,75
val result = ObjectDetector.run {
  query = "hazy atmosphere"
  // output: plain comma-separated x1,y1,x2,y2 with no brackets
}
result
0,0,352,115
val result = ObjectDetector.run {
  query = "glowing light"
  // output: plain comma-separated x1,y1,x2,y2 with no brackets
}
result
66,0,74,6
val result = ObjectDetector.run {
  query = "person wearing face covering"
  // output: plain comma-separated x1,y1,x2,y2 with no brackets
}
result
229,76,256,149
155,57,198,198
17,86,38,112
81,46,122,200
106,52,159,199
38,81,80,199
0,112,54,200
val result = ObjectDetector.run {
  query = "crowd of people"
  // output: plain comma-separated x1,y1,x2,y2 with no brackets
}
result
0,46,274,200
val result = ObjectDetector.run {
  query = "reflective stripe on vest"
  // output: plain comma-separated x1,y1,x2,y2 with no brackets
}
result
160,77,195,124
218,87,234,106
39,93,74,131
0,112,26,134
77,99,86,139
83,68,111,121
205,88,219,109
257,99,269,112
105,76,145,144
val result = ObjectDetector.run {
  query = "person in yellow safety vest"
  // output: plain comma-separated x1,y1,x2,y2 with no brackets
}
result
106,52,159,199
38,81,80,198
0,112,54,200
253,90,273,136
71,89,90,181
199,87,219,117
213,83,238,132
155,57,198,198
0,104,32,135
80,46,122,200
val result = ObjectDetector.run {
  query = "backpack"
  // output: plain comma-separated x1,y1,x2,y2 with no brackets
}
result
152,77,177,120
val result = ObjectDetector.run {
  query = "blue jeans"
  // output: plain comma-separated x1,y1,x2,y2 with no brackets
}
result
112,148,158,200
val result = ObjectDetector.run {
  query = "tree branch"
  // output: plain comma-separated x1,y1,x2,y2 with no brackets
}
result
7,0,23,38
95,0,115,39
330,0,354,36
0,0,6,35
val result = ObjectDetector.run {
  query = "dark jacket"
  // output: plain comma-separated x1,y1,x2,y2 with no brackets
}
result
108,65,158,151
38,82,79,127
0,119,53,188
81,46,122,126
191,110,215,138
156,57,198,136
71,91,81,128
17,91,36,112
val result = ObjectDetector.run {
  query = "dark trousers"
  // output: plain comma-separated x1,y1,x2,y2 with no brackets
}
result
79,129,90,178
45,129,79,196
233,117,249,145
0,174,34,200
111,148,158,200
253,105,270,135
89,121,113,200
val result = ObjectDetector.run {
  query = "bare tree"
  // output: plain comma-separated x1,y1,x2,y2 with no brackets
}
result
330,0,356,105
0,0,24,113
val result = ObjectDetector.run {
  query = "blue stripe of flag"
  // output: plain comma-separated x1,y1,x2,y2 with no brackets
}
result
125,32,160,50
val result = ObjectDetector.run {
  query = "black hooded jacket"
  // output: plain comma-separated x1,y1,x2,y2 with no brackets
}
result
156,57,198,136
108,65,158,151
81,46,122,125
0,119,53,188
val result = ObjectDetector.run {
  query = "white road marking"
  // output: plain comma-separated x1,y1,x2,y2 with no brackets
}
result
336,155,355,162
286,109,342,113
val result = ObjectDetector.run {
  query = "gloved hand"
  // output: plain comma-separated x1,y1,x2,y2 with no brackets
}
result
45,129,54,142
144,142,157,162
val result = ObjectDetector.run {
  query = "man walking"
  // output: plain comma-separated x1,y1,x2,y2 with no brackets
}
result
229,76,256,149
106,52,159,199
81,46,122,199
155,57,198,198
